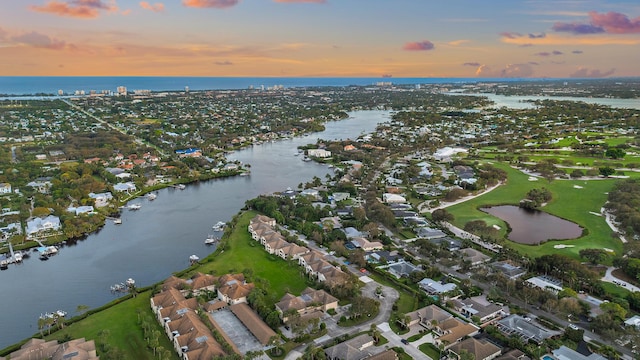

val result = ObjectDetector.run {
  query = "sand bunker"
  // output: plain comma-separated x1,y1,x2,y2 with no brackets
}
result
573,185,583,189
528,176,538,181
554,244,575,249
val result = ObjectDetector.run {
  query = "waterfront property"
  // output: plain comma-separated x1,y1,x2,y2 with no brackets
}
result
0,338,98,360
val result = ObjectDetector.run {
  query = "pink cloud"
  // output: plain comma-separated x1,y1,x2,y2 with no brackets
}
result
499,32,522,39
462,62,480,67
182,0,238,8
403,40,435,51
589,11,640,34
11,31,67,50
570,67,615,78
140,1,164,12
29,0,117,18
553,11,640,35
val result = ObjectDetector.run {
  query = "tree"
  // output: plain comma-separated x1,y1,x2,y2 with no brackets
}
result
579,248,607,265
599,166,615,177
606,148,626,159
432,208,454,223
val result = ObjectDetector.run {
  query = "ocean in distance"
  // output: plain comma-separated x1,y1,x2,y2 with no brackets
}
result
0,76,533,96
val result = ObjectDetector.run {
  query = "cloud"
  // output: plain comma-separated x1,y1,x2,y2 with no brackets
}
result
403,40,435,51
552,22,604,34
499,32,522,39
572,50,583,54
501,33,640,46
447,39,469,46
476,63,534,78
182,0,239,8
589,11,640,34
215,60,233,65
553,11,640,35
570,67,615,78
274,0,326,3
528,33,546,38
529,62,539,65
11,31,67,50
534,50,562,56
463,62,480,67
140,1,164,12
29,0,118,18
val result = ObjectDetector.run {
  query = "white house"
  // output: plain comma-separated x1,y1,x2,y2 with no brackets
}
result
0,183,12,194
382,193,406,204
307,149,332,158
26,215,61,237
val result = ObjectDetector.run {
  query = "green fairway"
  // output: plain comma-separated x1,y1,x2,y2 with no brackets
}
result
195,210,310,300
447,162,625,259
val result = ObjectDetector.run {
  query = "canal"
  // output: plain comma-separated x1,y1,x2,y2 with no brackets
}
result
0,110,391,349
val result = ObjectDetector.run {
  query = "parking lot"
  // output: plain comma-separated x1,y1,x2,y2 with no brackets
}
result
210,309,262,354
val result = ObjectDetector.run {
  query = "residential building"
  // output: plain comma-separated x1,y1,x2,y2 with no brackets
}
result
496,315,558,344
275,287,338,322
25,215,61,238
0,183,11,194
405,304,452,328
324,334,376,360
433,318,480,349
451,296,505,324
419,278,458,295
552,346,606,360
460,248,491,266
447,338,501,360
0,338,99,360
525,275,563,294
216,274,254,305
229,303,276,345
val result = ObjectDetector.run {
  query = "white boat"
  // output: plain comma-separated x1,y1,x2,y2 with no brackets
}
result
128,204,141,210
189,255,200,263
204,234,218,245
302,156,312,162
13,252,23,263
177,184,186,190
212,221,226,231
125,278,135,287
147,193,157,201
113,218,122,225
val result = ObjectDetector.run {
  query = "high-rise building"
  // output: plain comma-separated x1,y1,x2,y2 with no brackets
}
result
185,86,190,93
117,86,127,96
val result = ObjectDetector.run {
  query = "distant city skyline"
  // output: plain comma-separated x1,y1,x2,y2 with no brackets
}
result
1,0,639,78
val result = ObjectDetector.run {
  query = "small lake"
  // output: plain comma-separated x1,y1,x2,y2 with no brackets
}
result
480,205,583,245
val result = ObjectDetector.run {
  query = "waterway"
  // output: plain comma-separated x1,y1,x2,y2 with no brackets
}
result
481,205,583,245
0,110,391,349
465,93,640,110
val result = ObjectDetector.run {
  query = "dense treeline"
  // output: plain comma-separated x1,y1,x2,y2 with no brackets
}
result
605,179,640,237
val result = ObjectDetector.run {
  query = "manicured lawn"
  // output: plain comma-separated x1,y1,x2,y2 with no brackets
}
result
194,211,309,300
46,291,178,360
419,343,441,359
447,162,626,259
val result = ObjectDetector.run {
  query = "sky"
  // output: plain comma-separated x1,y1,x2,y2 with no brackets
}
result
1,0,639,78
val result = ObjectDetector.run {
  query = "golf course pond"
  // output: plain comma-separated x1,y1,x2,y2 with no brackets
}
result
481,205,583,245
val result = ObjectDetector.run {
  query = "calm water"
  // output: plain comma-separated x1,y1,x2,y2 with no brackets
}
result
481,205,583,245
0,110,390,349
0,76,518,96
470,93,640,110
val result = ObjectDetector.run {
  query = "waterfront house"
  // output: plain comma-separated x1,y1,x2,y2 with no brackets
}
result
25,215,61,238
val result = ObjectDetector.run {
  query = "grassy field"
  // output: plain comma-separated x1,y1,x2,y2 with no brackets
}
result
194,210,310,300
447,162,626,259
43,292,178,360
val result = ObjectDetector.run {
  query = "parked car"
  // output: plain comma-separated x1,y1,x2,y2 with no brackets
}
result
401,339,409,345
